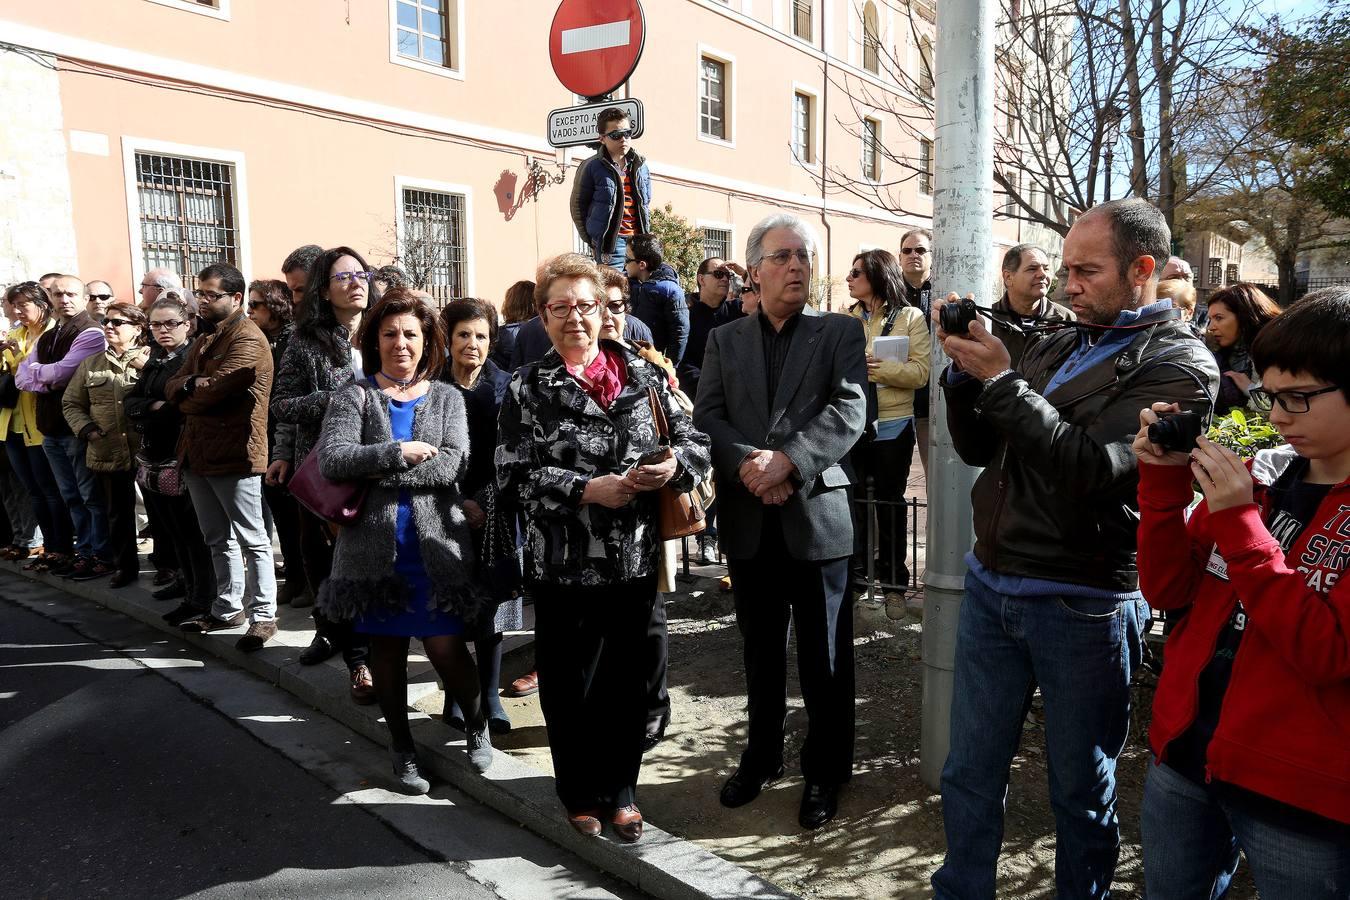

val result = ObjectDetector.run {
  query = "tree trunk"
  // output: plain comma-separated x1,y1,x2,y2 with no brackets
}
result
1276,250,1298,307
1117,0,1149,199
1150,0,1177,230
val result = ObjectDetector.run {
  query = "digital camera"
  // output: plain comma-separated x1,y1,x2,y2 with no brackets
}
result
939,297,980,335
1147,411,1204,453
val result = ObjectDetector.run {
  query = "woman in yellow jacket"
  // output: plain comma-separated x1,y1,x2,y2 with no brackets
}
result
63,302,151,586
846,249,931,591
1,282,71,570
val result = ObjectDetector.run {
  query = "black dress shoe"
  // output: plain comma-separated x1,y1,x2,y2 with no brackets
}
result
108,571,138,589
798,781,839,830
719,763,785,808
298,634,337,666
152,579,186,601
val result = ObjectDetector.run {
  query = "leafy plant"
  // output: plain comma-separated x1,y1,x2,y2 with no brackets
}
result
1206,408,1285,458
648,203,706,293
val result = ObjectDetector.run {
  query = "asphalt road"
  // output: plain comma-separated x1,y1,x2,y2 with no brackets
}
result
0,590,642,900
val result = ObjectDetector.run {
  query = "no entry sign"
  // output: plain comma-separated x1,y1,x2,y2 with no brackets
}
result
549,0,646,99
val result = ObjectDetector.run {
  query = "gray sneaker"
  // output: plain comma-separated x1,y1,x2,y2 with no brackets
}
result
466,724,494,774
697,535,719,565
391,750,430,795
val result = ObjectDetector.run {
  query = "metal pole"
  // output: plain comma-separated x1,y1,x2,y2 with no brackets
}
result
920,0,995,791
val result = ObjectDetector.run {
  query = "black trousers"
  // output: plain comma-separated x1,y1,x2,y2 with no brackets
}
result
646,593,669,733
98,471,140,576
297,506,368,669
850,422,917,584
534,576,656,812
263,481,306,592
727,515,854,785
143,488,215,611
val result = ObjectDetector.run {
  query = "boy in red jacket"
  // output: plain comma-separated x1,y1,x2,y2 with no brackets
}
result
1133,287,1350,899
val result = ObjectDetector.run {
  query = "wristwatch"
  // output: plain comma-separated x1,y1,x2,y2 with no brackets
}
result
982,368,1016,389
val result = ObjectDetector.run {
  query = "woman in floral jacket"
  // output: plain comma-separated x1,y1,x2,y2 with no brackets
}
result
496,253,711,844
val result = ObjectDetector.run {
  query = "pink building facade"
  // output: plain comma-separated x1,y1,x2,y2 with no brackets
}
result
0,0,1031,306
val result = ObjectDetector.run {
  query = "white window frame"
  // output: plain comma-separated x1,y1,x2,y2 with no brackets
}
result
861,115,882,182
393,176,475,297
696,46,737,148
120,137,251,288
790,83,821,169
143,0,231,21
388,0,465,82
696,220,736,262
918,37,935,99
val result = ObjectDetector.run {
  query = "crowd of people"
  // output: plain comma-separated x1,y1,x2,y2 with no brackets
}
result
1,110,1345,893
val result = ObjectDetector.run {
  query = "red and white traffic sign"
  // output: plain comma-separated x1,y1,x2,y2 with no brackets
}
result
548,0,646,100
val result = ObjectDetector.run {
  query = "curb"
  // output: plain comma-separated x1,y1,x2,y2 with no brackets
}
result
1,562,796,900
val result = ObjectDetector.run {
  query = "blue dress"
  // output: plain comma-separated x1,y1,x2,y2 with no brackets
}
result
354,390,464,637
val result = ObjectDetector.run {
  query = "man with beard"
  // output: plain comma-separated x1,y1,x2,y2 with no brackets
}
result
930,199,1219,900
989,244,1075,368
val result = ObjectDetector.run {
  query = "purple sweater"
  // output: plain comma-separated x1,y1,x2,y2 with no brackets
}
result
16,325,106,393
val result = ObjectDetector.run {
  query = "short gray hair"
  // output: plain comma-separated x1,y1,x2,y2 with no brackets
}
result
745,214,819,268
145,267,182,291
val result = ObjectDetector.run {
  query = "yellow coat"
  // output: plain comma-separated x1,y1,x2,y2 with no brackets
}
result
1,321,54,446
848,302,931,422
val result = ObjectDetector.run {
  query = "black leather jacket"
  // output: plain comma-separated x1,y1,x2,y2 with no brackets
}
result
944,307,1218,591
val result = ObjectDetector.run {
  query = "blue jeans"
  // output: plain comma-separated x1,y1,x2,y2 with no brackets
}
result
42,434,109,559
932,573,1145,900
1142,760,1350,900
595,233,627,269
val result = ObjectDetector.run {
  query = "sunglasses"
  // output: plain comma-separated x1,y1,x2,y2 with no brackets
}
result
847,268,864,279
603,300,627,314
710,268,730,279
604,128,633,141
88,293,113,302
101,317,135,329
901,247,930,256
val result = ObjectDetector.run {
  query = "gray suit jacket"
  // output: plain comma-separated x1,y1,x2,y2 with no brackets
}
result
693,307,867,560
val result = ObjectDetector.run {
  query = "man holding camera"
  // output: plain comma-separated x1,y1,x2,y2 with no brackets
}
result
930,199,1219,900
569,108,651,268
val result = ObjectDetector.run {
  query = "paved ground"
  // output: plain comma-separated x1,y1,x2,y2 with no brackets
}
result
0,590,643,900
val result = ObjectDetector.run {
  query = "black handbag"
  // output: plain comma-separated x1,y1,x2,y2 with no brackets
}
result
0,372,19,409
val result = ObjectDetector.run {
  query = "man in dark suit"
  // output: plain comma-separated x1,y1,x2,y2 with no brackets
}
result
694,214,868,830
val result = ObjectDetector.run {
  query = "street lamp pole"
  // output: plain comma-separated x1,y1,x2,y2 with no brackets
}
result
920,0,994,790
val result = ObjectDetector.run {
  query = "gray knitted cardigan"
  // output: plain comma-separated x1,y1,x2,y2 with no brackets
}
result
315,378,489,625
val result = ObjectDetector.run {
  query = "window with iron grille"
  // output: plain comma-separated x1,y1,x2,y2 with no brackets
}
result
918,138,933,195
402,188,467,296
862,117,880,180
919,39,934,97
793,0,813,40
793,92,814,164
1208,257,1224,286
134,153,238,286
395,0,457,70
1226,263,1240,285
196,0,219,6
862,2,880,74
700,57,728,140
702,227,732,261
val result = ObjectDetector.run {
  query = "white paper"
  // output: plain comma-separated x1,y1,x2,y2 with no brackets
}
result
872,335,909,363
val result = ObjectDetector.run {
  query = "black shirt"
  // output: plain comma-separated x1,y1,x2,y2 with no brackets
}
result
1165,455,1345,839
680,293,746,398
759,311,800,411
904,278,932,418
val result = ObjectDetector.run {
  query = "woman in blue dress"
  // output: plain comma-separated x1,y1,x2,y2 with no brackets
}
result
316,289,492,794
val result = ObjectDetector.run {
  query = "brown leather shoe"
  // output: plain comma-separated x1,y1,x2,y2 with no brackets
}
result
566,808,604,838
235,620,277,651
507,671,539,697
611,805,643,843
350,664,376,705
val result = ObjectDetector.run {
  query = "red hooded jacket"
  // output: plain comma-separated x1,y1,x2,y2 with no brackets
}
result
1138,447,1350,825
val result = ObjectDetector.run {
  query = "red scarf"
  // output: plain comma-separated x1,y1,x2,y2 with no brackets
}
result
567,346,626,411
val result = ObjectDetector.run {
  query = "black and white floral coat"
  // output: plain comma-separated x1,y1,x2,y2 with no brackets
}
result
496,340,712,587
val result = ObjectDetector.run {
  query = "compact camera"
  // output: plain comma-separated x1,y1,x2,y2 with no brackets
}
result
939,297,980,335
726,271,744,299
1148,411,1204,453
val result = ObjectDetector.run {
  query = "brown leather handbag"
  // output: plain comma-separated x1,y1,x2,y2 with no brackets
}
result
647,386,706,540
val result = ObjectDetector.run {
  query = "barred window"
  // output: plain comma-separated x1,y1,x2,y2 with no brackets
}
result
793,0,813,40
395,0,457,70
862,2,880,74
919,39,934,98
700,57,728,140
402,188,467,298
134,152,238,287
1226,263,1240,285
1208,257,1224,286
862,117,880,181
918,138,933,196
702,227,732,261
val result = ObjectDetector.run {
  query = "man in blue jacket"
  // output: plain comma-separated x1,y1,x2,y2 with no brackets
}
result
626,234,690,366
569,108,651,268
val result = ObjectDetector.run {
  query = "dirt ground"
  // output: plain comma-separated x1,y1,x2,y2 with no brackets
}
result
414,454,1259,897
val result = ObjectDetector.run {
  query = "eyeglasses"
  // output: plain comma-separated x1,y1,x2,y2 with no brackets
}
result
140,283,158,290
330,271,375,284
624,256,637,264
760,248,813,267
604,128,633,141
847,268,864,279
603,300,627,314
1248,384,1339,414
545,300,601,319
101,317,135,329
89,293,113,302
149,320,187,330
901,247,930,256
710,268,730,279
192,289,235,302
